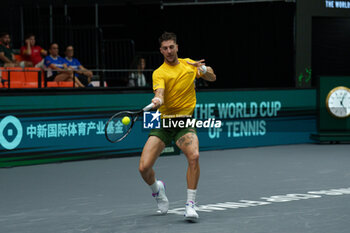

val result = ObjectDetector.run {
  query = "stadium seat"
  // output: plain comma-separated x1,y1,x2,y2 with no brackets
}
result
1,81,21,88
14,82,25,88
0,67,44,88
24,68,42,88
1,68,74,88
46,81,74,88
0,68,4,88
0,68,25,88
58,81,74,87
47,82,59,87
0,67,8,81
10,69,25,84
24,82,38,88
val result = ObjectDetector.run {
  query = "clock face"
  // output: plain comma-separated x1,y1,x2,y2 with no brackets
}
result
326,86,350,118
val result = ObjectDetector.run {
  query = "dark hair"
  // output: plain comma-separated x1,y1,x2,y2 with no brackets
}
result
130,56,145,69
24,33,35,40
158,32,177,46
65,45,74,50
49,42,58,50
0,32,9,38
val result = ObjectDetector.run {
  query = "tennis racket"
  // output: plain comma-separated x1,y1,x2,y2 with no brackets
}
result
105,103,154,143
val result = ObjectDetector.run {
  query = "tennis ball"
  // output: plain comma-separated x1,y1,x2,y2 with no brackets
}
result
122,116,131,125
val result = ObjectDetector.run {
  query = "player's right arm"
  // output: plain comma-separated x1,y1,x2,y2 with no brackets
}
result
152,88,164,109
151,70,165,109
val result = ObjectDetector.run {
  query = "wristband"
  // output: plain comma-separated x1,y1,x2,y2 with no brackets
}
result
153,97,163,105
200,65,207,74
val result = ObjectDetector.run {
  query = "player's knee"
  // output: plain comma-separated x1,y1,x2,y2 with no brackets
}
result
187,152,199,166
138,162,150,174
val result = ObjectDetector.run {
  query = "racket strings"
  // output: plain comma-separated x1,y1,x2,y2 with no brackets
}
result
105,113,133,142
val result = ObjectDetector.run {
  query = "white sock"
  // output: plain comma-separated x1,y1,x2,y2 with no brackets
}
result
149,180,159,194
187,189,197,203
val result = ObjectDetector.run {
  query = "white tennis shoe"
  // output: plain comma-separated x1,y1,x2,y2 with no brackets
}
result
152,180,169,214
184,201,199,222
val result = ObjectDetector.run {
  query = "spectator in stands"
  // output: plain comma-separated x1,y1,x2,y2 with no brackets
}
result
128,56,147,87
44,43,84,87
20,33,47,68
0,32,32,67
64,45,93,87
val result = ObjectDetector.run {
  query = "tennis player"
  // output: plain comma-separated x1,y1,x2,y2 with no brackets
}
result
139,32,216,221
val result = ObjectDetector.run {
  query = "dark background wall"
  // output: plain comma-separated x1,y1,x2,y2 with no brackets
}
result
0,1,296,89
312,17,350,82
296,0,350,87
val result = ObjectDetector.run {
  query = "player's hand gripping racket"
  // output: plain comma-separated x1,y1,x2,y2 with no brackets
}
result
105,103,154,143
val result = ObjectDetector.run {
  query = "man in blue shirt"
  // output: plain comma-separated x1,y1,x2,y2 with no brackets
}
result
64,45,93,86
44,43,84,87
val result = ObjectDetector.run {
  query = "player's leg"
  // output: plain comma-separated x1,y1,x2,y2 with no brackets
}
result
176,131,200,190
139,135,165,185
139,135,169,214
176,130,200,221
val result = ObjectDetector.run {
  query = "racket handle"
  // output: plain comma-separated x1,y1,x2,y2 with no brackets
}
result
143,103,155,111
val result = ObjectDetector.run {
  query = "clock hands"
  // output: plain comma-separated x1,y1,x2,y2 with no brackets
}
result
339,92,348,116
340,92,347,107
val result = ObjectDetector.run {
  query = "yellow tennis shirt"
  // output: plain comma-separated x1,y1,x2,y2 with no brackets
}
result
152,58,199,118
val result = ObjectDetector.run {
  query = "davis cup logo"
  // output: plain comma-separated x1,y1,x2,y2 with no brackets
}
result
0,115,23,150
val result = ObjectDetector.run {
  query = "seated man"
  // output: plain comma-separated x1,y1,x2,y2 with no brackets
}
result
44,43,84,87
64,45,93,87
20,33,47,68
0,32,32,67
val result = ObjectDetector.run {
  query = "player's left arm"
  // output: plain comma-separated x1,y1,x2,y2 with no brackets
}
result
200,66,216,82
187,59,216,82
